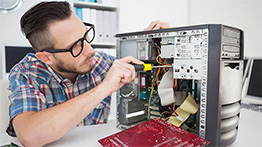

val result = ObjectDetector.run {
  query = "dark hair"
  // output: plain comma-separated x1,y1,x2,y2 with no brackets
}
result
20,1,72,52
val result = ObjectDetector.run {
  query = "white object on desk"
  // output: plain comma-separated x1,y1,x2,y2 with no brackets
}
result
230,109,262,147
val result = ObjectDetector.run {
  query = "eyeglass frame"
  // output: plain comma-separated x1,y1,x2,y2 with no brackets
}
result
39,22,95,58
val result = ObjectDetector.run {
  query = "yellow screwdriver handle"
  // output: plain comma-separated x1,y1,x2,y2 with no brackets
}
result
130,63,152,71
143,64,152,71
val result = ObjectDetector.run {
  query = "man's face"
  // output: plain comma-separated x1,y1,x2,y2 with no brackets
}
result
48,13,95,75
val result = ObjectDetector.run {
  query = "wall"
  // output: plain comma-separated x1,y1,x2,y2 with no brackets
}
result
0,0,43,78
188,0,262,57
118,0,189,33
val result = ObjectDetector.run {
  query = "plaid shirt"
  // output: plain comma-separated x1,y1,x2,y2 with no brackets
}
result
6,51,115,137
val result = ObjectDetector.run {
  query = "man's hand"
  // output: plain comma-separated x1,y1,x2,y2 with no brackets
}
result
144,20,170,30
101,56,143,94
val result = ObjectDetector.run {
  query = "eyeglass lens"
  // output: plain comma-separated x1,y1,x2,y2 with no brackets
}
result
71,26,94,57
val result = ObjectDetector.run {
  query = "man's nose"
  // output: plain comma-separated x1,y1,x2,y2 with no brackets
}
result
82,41,95,56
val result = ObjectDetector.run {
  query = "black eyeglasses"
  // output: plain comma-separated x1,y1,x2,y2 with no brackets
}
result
40,22,95,58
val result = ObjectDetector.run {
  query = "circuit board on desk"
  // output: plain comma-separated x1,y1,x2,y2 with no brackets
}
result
98,118,210,147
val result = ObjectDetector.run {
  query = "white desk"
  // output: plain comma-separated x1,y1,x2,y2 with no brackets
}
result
0,120,120,147
230,108,262,147
0,109,261,146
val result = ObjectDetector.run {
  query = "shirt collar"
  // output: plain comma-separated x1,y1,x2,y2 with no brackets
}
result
45,65,64,84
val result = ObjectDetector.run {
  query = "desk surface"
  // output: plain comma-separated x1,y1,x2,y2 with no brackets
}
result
0,119,120,147
0,108,261,147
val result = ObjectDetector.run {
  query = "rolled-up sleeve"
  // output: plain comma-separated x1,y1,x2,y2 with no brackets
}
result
7,71,46,137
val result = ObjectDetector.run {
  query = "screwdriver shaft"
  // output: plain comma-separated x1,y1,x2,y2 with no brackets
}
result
151,65,173,68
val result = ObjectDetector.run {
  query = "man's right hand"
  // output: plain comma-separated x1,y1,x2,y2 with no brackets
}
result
101,56,143,94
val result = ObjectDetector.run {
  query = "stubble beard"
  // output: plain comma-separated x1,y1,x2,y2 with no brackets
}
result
55,52,95,75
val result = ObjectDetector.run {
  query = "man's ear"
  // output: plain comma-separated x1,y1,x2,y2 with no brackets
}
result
35,52,55,65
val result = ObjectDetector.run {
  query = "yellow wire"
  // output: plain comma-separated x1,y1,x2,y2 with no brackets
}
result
157,48,160,55
164,115,178,121
154,43,161,52
155,43,166,73
156,56,161,64
148,68,161,120
154,43,161,55
148,43,168,119
160,111,171,119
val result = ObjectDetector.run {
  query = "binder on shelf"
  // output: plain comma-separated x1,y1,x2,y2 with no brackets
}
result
96,10,104,42
110,11,117,43
103,11,111,43
90,9,97,42
76,7,83,21
73,0,118,44
96,0,102,3
82,8,91,23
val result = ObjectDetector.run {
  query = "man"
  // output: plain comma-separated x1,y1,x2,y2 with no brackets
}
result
7,1,169,146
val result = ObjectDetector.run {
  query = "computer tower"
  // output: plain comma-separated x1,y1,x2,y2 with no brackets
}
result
115,24,244,146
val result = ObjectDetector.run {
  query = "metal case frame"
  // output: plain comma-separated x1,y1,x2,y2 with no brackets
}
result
115,24,244,146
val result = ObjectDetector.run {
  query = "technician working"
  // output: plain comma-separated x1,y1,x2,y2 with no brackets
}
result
6,1,169,146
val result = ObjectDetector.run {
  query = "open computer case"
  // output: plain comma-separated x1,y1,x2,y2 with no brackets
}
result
115,24,244,146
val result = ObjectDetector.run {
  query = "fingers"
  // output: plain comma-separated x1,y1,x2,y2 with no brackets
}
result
154,23,162,30
118,61,136,83
144,20,160,30
112,59,136,83
161,22,170,29
115,64,134,83
144,20,170,30
102,56,143,93
119,55,144,65
112,56,143,83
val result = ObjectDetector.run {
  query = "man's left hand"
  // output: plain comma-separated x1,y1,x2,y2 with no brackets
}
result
144,20,170,30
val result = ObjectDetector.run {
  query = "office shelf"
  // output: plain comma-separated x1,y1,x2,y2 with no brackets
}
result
73,1,117,11
91,42,116,48
71,0,118,50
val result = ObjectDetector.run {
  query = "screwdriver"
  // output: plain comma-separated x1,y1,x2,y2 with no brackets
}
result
130,63,173,71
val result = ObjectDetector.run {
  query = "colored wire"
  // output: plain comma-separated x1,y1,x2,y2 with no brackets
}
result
154,43,165,64
160,111,172,119
156,55,165,64
164,115,178,121
154,43,168,74
162,64,172,66
173,79,177,89
156,76,159,87
154,43,161,54
171,103,179,116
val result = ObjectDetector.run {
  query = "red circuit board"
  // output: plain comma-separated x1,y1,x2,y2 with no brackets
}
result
98,118,210,147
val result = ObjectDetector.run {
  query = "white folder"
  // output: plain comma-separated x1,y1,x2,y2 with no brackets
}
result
103,11,111,43
96,10,104,42
82,8,91,23
90,9,97,43
110,11,117,43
